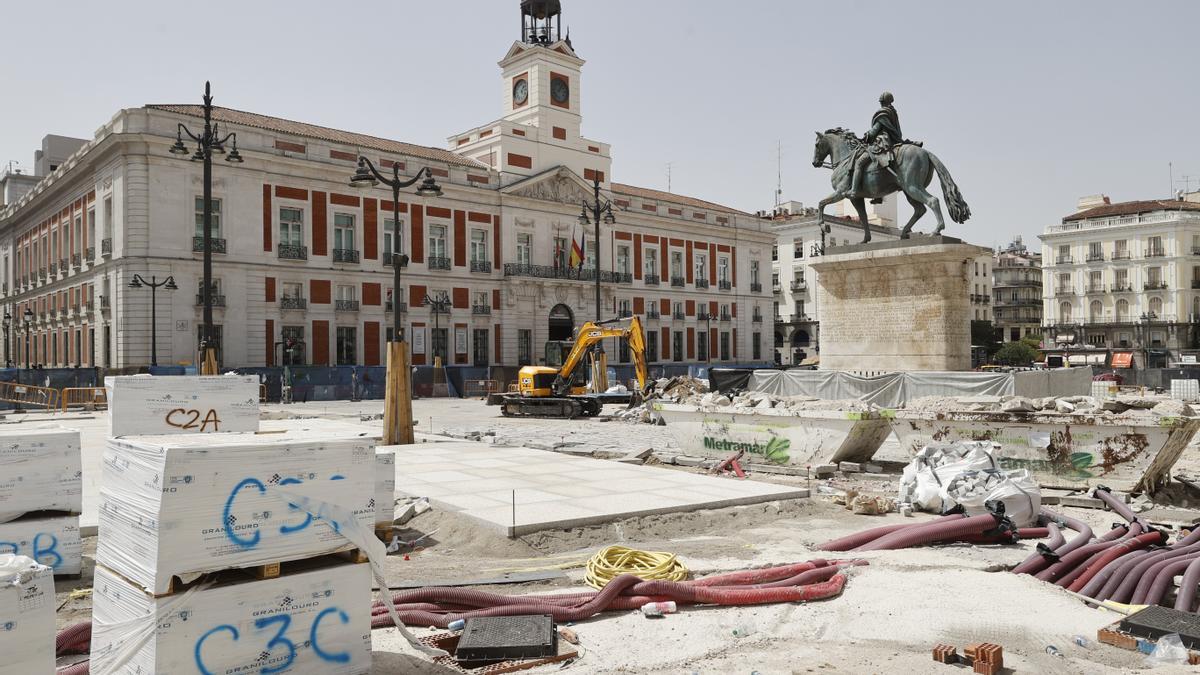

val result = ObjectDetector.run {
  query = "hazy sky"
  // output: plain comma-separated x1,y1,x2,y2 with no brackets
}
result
3,0,1199,247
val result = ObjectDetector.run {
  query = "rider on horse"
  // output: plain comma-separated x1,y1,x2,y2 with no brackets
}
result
849,92,903,200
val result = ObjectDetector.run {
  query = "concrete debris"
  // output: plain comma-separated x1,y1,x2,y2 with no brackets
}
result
850,494,895,515
1000,397,1036,413
904,393,1193,419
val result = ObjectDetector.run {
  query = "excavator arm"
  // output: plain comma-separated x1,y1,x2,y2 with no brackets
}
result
553,316,648,396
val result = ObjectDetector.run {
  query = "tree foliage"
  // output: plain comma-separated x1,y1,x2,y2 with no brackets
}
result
994,340,1039,366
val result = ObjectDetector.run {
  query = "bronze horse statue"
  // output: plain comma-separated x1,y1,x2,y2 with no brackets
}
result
812,129,970,243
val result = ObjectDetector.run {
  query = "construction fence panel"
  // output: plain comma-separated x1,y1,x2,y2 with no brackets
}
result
286,366,357,402
61,387,108,411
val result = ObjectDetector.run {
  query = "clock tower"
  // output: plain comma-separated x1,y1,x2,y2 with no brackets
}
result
451,0,612,185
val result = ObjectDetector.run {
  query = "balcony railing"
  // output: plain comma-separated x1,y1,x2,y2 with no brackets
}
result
100,295,110,310
719,280,732,291
672,311,685,320
335,300,360,312
101,239,112,256
752,313,763,323
791,281,807,291
1054,286,1074,294
618,310,633,319
1055,256,1073,264
1086,284,1105,294
385,301,408,313
196,294,226,307
1191,280,1200,290
86,247,94,261
71,254,81,269
994,298,1041,308
720,312,732,322
59,258,67,271
751,282,763,293
671,276,686,288
1144,281,1167,290
333,248,360,264
1111,283,1133,292
193,237,227,254
501,264,631,283
470,260,491,273
472,305,491,315
1112,252,1131,260
48,264,56,277
1086,253,1105,262
428,256,452,271
698,311,711,321
278,243,308,260
280,297,307,311
646,309,661,319
695,278,710,289
772,282,782,293
1146,249,1166,258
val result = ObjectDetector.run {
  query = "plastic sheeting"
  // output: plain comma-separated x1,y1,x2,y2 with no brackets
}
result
748,369,1092,408
0,555,55,674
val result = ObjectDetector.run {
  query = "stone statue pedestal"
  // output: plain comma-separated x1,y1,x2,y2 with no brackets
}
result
808,237,991,372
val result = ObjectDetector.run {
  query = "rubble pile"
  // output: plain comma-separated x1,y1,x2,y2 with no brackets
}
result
904,394,1194,418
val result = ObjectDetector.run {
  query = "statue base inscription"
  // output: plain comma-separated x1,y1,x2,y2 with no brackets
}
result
808,239,991,372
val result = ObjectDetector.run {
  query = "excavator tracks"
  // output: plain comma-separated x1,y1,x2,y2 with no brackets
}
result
499,395,602,419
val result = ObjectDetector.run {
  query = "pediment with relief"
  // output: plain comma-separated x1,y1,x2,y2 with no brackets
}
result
503,166,598,206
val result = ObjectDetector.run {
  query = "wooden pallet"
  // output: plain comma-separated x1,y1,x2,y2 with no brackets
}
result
150,548,370,597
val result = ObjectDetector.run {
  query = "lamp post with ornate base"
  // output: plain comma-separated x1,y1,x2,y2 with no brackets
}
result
577,178,617,391
128,275,177,368
349,159,442,445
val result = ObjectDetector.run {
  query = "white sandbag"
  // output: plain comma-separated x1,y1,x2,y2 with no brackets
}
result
96,432,374,594
0,513,82,575
0,426,82,522
0,555,55,674
90,561,372,675
105,375,260,437
898,441,999,512
375,449,396,528
943,469,1041,527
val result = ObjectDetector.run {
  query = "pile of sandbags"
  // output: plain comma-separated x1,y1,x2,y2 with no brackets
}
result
898,441,1041,526
0,426,83,575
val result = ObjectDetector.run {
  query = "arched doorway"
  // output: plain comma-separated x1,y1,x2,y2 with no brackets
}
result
549,304,574,342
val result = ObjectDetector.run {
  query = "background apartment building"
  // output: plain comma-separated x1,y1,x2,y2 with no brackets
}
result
1040,193,1200,368
991,236,1042,343
0,6,774,371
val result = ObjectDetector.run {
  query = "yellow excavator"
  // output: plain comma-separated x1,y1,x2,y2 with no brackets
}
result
495,316,649,419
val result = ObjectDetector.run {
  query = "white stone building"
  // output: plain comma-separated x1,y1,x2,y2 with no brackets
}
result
991,236,1042,343
1040,193,1200,368
0,2,775,371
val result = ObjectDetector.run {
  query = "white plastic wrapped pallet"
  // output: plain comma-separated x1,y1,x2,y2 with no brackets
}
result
96,432,375,594
90,561,372,675
375,449,396,528
0,426,82,523
0,555,55,675
898,441,1042,526
105,374,260,437
0,513,83,575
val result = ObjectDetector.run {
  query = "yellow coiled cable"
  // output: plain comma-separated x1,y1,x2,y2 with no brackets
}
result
584,545,689,589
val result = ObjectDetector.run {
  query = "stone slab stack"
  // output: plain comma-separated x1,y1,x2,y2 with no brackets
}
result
0,426,83,575
0,555,56,674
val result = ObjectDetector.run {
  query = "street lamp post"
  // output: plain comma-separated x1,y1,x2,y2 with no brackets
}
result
128,275,178,367
577,178,617,391
22,308,32,369
169,81,243,374
423,292,452,366
3,311,10,368
349,159,442,445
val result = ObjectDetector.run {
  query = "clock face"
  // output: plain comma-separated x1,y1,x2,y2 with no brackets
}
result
551,78,570,104
513,79,529,105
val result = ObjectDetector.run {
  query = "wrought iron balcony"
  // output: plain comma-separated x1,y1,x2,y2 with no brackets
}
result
428,256,452,271
193,237,228,254
100,295,110,310
772,282,781,293
751,282,763,293
501,264,631,283
791,281,807,291
59,258,67,271
671,276,686,288
1055,256,1073,264
1054,286,1074,294
101,239,112,256
618,310,633,319
1111,283,1133,293
1112,252,1131,260
86,246,94,261
646,309,661,319
1086,253,1105,263
333,248,360,264
719,280,732,291
335,300,360,312
385,300,408,313
196,294,226,307
1144,281,1168,290
49,263,57,277
644,274,660,286
280,297,307,311
697,311,711,321
278,243,308,260
752,312,763,323
720,312,732,322
71,254,81,269
672,311,685,320
470,259,491,273
1085,284,1105,294
472,305,492,315
695,278,710,289
1146,249,1166,258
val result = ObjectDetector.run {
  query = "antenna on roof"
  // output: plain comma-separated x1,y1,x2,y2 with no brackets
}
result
775,140,784,208
666,162,673,193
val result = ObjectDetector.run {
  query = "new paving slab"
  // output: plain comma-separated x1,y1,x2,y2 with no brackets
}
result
388,440,810,536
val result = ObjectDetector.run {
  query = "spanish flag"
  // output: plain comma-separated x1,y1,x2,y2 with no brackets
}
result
570,232,585,269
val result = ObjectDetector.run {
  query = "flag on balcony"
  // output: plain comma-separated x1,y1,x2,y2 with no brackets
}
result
570,229,584,269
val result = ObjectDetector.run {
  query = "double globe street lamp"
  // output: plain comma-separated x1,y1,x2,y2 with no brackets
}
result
169,81,243,373
576,178,617,391
128,275,178,367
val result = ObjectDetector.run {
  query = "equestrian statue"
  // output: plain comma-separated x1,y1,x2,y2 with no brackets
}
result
812,92,970,244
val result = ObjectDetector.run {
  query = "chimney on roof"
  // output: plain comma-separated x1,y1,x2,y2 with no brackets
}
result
1076,194,1111,212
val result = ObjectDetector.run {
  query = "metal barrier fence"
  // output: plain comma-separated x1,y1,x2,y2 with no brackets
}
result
462,380,500,397
61,387,107,411
0,381,60,409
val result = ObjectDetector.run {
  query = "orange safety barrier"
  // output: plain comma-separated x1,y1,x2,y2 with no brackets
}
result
463,380,500,397
60,387,108,412
0,381,61,409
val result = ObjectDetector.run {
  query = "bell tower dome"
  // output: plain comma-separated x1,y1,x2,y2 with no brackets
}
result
521,0,564,45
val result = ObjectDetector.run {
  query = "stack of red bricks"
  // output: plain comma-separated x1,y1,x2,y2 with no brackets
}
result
932,642,1003,674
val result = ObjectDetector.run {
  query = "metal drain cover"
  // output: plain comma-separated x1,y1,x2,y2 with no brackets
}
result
1119,606,1200,650
456,615,557,662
